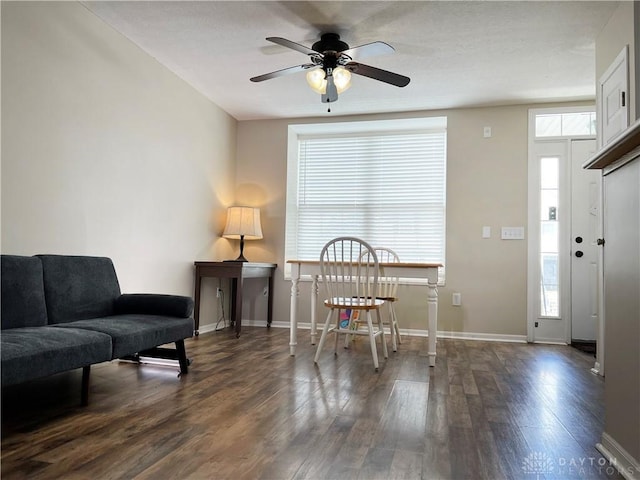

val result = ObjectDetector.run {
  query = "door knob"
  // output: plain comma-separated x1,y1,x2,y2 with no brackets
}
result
575,250,584,258
597,238,605,246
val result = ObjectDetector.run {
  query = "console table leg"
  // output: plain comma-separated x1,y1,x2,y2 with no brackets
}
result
193,273,202,336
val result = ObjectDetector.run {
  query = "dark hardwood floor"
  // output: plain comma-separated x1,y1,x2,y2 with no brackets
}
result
1,327,622,479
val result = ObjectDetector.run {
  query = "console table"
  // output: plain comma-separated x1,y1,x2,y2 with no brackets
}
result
193,261,277,337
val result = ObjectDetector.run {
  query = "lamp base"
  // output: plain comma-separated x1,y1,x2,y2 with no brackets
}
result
224,256,248,262
225,235,248,262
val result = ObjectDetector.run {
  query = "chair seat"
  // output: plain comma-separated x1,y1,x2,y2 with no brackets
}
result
324,297,385,310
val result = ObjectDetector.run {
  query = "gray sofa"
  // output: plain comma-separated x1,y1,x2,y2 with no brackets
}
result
1,254,194,405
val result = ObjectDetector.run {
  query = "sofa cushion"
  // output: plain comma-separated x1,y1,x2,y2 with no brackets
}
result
38,255,121,324
115,294,194,318
1,255,48,329
1,326,112,386
53,315,194,358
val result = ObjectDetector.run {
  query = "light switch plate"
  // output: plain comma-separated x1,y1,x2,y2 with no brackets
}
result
482,226,491,238
501,226,525,240
452,293,462,306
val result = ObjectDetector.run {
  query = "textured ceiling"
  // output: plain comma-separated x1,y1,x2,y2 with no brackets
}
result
83,1,619,121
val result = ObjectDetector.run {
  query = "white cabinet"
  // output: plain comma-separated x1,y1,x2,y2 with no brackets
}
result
585,120,640,475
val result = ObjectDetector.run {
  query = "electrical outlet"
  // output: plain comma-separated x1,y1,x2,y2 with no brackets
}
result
216,287,222,298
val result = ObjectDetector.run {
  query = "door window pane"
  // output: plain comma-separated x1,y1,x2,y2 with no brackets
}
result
540,156,559,317
535,112,596,137
541,254,559,317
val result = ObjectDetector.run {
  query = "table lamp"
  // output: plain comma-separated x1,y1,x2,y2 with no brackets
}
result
222,206,263,262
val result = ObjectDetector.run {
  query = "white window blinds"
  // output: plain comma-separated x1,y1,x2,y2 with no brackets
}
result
285,120,447,277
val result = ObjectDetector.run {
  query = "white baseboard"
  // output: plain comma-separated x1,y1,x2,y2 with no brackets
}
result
591,361,603,376
197,322,230,335
436,330,527,343
197,319,272,334
597,433,640,480
532,338,568,345
251,321,527,344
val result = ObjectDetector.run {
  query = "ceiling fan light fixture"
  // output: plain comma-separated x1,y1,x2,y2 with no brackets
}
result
306,69,326,94
333,67,352,93
306,67,352,95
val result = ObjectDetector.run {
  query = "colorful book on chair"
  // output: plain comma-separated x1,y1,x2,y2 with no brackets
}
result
339,309,360,329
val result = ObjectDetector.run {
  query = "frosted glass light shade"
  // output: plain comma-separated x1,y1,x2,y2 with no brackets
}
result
306,67,352,95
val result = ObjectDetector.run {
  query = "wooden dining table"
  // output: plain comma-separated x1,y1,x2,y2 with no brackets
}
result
286,260,442,366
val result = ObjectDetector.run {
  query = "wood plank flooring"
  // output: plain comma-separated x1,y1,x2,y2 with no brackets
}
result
1,327,623,479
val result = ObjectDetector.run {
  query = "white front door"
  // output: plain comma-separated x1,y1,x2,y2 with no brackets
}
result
528,136,601,347
570,139,601,343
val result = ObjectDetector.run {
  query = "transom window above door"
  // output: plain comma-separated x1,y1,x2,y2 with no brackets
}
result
535,111,597,138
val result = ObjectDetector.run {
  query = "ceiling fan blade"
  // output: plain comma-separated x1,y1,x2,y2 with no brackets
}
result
342,41,394,60
346,62,410,87
266,37,317,56
250,64,317,82
321,75,338,103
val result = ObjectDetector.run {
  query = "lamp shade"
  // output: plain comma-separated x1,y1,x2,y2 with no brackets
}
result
222,206,263,240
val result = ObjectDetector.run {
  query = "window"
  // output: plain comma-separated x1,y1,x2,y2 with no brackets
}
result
535,111,596,137
285,117,447,282
539,156,560,317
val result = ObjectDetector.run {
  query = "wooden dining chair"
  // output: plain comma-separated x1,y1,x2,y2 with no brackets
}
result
370,247,402,351
346,247,402,351
314,237,388,371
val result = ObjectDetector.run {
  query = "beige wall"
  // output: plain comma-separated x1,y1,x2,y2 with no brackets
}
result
236,104,589,339
1,1,236,327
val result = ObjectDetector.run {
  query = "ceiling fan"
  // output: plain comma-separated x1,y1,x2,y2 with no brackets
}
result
250,33,410,104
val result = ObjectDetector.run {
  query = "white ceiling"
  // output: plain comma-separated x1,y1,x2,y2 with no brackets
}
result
82,1,619,121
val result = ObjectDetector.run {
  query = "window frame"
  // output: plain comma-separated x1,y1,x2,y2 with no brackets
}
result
284,117,448,285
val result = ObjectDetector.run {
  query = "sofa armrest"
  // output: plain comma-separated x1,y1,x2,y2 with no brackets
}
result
114,294,194,318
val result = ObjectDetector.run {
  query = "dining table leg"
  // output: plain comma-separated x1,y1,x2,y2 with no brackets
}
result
289,267,300,356
427,280,438,367
310,274,319,345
